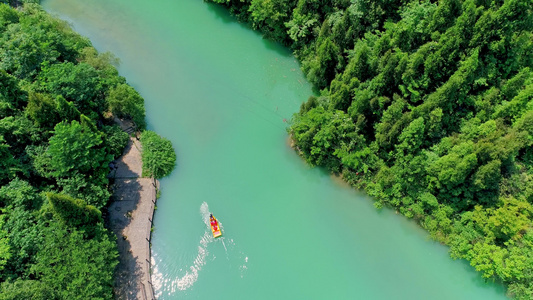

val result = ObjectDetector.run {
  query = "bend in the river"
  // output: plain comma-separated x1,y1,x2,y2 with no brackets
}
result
42,0,507,299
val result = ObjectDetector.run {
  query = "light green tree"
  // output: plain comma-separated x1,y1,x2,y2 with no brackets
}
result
140,130,176,179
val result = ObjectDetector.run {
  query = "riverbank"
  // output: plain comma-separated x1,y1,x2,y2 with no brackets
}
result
107,118,158,300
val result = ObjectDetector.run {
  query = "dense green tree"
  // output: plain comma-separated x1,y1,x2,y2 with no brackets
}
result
303,37,340,88
107,83,146,129
37,62,105,119
0,279,58,300
26,92,59,129
0,136,20,184
56,174,111,209
0,4,18,26
0,70,26,116
78,47,125,88
0,206,40,280
0,3,90,79
0,216,10,273
47,119,110,178
0,114,40,156
248,0,293,43
286,11,318,49
0,178,42,211
140,130,176,179
101,124,129,159
0,180,42,280
31,223,117,300
47,193,101,234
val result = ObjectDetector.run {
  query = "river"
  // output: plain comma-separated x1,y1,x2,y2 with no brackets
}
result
42,0,507,299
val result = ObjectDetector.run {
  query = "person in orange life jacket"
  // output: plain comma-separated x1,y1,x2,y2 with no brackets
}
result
210,214,218,231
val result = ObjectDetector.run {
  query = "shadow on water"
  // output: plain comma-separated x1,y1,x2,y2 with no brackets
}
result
204,1,293,58
261,38,293,58
460,259,507,294
204,1,244,25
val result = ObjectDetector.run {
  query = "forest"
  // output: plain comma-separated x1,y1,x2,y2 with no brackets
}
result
207,0,533,298
0,2,175,299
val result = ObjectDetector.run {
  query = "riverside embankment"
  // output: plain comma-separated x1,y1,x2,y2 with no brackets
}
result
107,119,158,300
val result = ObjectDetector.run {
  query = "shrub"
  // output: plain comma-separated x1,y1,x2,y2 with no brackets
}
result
140,130,176,179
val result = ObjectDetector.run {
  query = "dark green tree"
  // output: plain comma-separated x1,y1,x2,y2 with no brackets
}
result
46,193,101,235
37,62,105,118
107,83,146,129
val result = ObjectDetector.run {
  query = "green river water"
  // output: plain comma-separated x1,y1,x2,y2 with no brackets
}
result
42,1,508,299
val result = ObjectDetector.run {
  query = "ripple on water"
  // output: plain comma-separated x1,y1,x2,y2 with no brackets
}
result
152,202,248,297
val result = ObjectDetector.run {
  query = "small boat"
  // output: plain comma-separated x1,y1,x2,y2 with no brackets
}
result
210,214,222,238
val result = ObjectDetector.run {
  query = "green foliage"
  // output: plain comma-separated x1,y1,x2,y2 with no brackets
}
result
303,37,340,89
26,92,59,129
0,178,42,210
56,174,111,210
78,47,124,87
0,216,10,273
31,223,117,300
55,95,81,121
0,4,19,27
0,206,41,281
0,4,90,79
101,124,129,159
0,280,58,300
0,114,41,158
0,136,20,184
47,119,110,178
248,0,293,43
37,62,105,119
107,83,146,129
140,130,176,179
0,70,26,116
0,180,43,280
47,193,101,236
285,11,318,48
0,4,172,297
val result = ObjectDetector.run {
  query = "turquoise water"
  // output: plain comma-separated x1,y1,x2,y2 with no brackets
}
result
42,1,507,299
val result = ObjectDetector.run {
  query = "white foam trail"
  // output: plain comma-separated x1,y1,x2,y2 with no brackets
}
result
171,230,211,291
152,202,214,296
200,201,210,225
153,201,249,296
168,202,213,291
239,255,249,278
222,239,228,252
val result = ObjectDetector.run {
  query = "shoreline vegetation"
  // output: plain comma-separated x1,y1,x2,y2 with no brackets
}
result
207,0,532,298
0,2,175,299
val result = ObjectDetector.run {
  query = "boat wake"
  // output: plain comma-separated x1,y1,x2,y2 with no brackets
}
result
152,202,248,297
